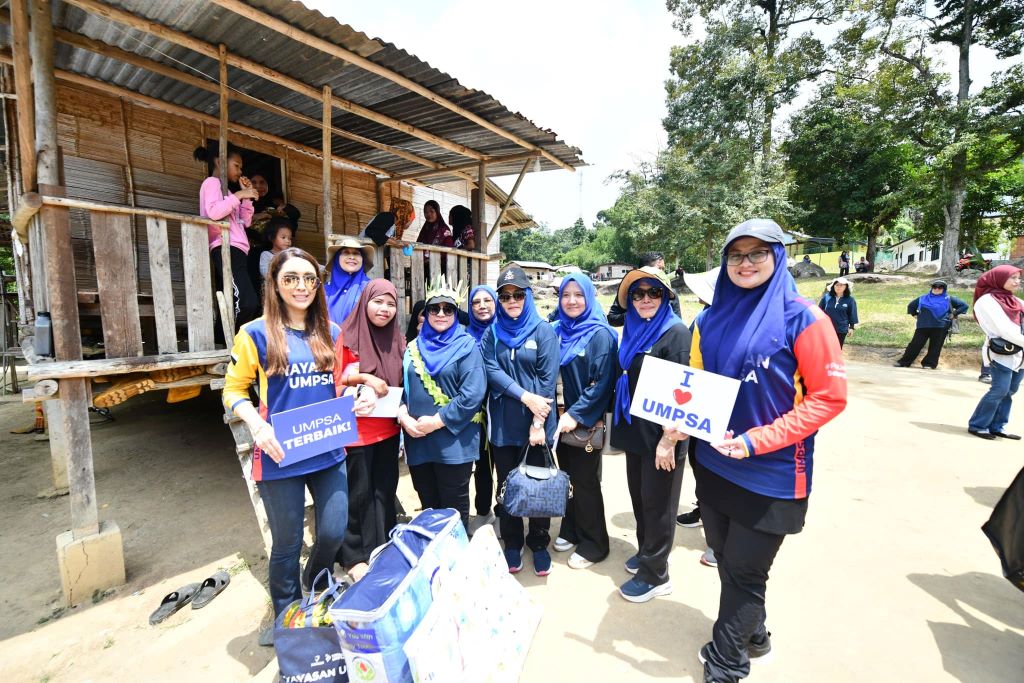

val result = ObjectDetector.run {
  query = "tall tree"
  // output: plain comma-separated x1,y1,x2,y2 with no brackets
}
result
861,0,1024,275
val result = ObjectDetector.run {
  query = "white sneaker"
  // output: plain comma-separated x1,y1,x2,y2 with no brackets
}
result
567,552,593,569
553,537,574,552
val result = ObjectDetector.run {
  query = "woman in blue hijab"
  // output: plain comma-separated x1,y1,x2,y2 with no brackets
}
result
894,279,969,369
481,265,559,576
680,219,847,683
551,274,618,570
323,237,374,324
608,266,691,603
398,279,486,533
467,285,499,528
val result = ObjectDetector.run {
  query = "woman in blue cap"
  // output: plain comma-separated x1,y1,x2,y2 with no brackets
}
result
610,266,691,602
551,273,618,569
467,284,499,527
678,218,847,683
482,265,559,576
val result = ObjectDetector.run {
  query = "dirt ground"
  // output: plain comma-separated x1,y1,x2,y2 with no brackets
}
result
1,359,1022,682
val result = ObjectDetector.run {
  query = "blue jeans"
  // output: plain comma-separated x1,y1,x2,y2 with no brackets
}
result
257,459,348,616
969,362,1024,434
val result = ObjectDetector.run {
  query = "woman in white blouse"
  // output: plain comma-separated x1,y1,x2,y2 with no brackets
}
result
968,266,1024,440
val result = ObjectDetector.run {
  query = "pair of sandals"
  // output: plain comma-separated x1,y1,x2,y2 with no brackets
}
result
148,571,230,625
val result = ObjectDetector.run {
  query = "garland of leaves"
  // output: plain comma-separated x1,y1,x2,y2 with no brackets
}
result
408,340,483,424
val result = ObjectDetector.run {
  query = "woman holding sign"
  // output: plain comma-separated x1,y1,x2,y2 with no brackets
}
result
398,276,487,533
335,279,406,582
552,273,618,569
610,266,691,602
681,219,847,683
223,247,375,643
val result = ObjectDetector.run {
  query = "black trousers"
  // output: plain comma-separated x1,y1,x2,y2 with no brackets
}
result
409,460,474,533
836,332,847,348
557,443,610,562
699,501,785,683
898,327,947,368
625,448,685,586
336,434,400,567
492,444,551,552
473,425,494,516
211,246,260,333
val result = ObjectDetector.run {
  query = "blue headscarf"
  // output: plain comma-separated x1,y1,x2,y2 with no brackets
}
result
417,305,478,375
494,287,543,350
466,285,498,345
917,283,950,320
553,273,616,366
613,278,682,425
699,242,797,380
324,253,370,324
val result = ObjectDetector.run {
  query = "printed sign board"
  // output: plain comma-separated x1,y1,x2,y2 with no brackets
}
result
629,355,740,440
271,395,358,466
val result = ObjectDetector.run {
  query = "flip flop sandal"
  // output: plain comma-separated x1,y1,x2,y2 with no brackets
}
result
191,571,230,610
149,582,200,625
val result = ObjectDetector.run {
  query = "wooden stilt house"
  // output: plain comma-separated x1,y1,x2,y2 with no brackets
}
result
2,0,583,603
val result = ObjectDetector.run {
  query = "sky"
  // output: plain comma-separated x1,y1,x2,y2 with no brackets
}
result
304,1,1017,233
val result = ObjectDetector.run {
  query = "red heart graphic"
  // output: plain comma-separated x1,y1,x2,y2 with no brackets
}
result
673,388,692,405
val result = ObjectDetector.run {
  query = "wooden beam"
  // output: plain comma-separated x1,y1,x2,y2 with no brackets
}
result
10,190,41,240
208,0,573,172
217,45,234,334
0,50,392,177
388,151,541,185
487,158,532,244
475,160,488,250
10,0,34,192
37,195,226,226
322,85,333,255
61,0,486,162
26,349,230,380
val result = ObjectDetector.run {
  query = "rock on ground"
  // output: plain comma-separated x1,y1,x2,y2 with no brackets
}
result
790,261,826,278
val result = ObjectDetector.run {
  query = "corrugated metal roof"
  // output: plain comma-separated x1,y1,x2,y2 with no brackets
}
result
36,0,584,185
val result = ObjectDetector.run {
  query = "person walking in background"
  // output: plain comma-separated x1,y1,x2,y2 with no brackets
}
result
818,277,859,348
551,273,617,570
838,250,850,276
482,265,559,576
334,280,405,582
894,280,969,369
467,285,499,532
610,266,691,602
684,219,847,683
967,266,1024,441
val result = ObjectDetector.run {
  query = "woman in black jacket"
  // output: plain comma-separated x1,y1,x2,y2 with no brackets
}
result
817,277,859,347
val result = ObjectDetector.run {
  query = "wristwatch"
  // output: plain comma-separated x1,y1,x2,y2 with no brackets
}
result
531,419,543,429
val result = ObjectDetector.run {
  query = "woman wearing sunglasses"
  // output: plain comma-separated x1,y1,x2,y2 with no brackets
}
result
482,265,560,575
223,248,376,644
334,280,405,582
552,273,618,570
679,219,846,682
398,277,486,533
611,266,691,603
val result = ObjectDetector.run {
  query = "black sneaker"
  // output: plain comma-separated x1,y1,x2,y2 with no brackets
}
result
676,508,702,528
749,631,772,662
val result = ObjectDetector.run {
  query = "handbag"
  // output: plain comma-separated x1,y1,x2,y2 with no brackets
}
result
982,465,1024,594
559,420,606,453
498,444,572,518
989,337,1022,355
274,568,349,683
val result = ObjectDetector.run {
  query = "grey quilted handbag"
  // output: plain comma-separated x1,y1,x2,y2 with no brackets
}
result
498,444,572,518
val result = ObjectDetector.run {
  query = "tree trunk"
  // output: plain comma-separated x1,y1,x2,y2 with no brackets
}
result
761,2,779,165
866,227,878,271
939,169,966,277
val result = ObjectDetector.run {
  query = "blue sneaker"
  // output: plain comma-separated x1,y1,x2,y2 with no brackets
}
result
619,577,672,603
533,549,552,576
504,548,523,574
624,555,640,575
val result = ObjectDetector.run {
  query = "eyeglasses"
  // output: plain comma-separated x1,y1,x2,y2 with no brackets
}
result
426,303,457,316
280,274,320,290
630,287,664,302
726,249,772,266
497,290,527,303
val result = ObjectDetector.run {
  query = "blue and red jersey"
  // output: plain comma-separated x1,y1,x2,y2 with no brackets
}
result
222,318,345,481
691,297,847,499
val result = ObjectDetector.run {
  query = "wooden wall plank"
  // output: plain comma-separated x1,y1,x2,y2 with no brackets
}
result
428,252,441,286
393,247,408,334
145,216,178,354
369,247,384,279
410,253,425,309
446,251,458,288
181,221,215,351
91,211,143,357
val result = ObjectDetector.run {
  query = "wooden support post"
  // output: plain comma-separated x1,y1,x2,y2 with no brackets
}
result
10,0,33,192
322,86,333,256
487,158,532,245
217,45,234,334
474,160,488,252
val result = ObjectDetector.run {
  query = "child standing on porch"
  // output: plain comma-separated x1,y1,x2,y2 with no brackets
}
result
259,217,294,279
195,143,260,331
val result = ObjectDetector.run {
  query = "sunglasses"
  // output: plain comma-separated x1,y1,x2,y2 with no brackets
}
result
280,274,321,290
630,287,664,302
497,290,527,303
426,303,457,316
726,249,772,266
